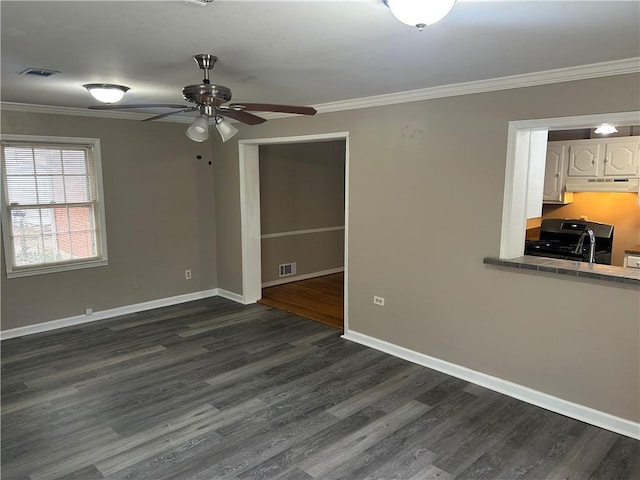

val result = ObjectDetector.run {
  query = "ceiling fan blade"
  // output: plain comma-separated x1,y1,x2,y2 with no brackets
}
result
141,107,199,122
218,108,267,125
228,103,317,115
88,104,188,110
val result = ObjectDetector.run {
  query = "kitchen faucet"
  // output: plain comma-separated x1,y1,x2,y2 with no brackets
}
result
574,229,596,263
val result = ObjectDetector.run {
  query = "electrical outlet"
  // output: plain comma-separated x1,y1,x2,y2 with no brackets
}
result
85,308,93,315
185,269,192,280
373,296,385,306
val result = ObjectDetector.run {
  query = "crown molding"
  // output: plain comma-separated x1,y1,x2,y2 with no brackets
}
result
2,57,638,121
0,102,196,123
308,57,640,115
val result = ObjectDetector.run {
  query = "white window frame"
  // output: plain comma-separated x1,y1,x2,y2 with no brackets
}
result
0,134,108,278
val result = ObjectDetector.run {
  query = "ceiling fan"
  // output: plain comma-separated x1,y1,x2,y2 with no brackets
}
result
88,54,317,142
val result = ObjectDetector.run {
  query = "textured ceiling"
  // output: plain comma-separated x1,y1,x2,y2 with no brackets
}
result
1,0,639,115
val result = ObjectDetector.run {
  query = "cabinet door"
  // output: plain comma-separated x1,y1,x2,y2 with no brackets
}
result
543,143,566,202
604,138,639,177
567,141,601,177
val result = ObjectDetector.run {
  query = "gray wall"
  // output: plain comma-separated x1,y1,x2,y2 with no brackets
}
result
2,73,639,424
213,73,640,423
259,141,345,283
1,111,217,329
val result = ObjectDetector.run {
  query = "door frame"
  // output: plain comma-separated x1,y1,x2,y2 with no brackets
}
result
238,131,350,330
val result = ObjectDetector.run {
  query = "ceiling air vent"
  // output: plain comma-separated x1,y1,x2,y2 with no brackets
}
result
19,67,60,77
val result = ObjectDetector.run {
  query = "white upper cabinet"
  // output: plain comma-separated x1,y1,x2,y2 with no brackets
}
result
567,140,602,177
567,136,639,178
603,137,639,177
543,141,573,204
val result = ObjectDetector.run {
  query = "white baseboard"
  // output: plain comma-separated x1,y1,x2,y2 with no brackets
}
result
342,329,640,440
261,267,344,288
216,288,246,304
1,289,226,340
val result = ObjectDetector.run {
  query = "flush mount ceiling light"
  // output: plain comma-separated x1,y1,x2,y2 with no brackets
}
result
83,84,130,103
594,124,618,135
383,0,457,30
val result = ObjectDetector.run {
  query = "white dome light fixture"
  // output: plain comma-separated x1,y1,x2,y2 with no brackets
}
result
83,83,130,103
384,0,457,30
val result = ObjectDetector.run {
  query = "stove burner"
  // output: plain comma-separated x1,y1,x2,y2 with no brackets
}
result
524,219,614,265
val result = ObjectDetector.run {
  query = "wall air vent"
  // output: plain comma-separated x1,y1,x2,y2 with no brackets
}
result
279,262,297,277
19,68,60,77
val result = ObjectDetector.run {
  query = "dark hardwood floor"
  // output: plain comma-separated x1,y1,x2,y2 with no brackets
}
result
259,273,344,330
2,297,638,480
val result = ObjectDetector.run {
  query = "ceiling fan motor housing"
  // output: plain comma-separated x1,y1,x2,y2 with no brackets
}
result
182,84,232,107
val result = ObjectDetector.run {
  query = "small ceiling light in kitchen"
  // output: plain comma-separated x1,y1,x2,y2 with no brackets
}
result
594,124,618,135
383,0,457,30
83,84,130,104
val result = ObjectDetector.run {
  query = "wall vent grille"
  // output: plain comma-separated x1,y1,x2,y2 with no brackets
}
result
279,262,297,277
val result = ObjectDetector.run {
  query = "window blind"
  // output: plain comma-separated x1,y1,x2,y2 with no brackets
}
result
1,140,103,271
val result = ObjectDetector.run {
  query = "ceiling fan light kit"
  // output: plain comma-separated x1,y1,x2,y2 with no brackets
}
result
215,116,240,142
87,54,317,143
186,115,210,142
83,83,130,103
384,0,457,30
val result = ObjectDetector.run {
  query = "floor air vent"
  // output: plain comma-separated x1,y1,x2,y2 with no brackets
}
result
279,262,297,277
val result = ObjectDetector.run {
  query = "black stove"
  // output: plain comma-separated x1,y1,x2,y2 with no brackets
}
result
525,219,614,265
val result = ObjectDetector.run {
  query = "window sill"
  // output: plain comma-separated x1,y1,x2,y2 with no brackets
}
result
6,259,108,278
484,255,640,286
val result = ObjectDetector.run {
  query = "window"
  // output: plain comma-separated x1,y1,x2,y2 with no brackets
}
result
1,135,108,277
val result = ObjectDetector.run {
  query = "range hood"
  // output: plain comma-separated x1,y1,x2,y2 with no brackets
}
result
565,177,639,193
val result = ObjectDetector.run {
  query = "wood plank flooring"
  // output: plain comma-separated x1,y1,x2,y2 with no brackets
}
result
2,297,639,480
259,273,343,330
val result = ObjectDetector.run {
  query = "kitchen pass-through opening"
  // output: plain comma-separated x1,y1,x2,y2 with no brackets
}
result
500,111,639,268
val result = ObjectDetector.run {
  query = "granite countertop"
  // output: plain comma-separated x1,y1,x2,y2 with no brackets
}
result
624,244,640,255
484,255,640,286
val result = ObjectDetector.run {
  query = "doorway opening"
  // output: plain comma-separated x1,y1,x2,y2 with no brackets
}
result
238,132,350,330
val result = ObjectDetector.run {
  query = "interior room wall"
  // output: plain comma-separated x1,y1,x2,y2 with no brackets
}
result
212,73,640,423
542,192,640,266
1,111,218,330
259,141,345,284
